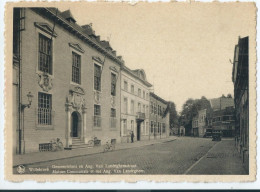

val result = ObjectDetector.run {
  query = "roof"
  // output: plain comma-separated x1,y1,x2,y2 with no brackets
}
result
60,10,76,23
122,66,153,87
210,97,234,111
150,92,168,105
32,8,124,66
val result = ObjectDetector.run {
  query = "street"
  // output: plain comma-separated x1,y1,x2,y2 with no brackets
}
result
14,137,247,175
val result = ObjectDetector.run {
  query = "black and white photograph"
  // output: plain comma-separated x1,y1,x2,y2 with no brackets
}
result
3,1,256,182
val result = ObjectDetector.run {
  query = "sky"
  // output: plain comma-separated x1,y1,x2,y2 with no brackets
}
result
58,2,255,112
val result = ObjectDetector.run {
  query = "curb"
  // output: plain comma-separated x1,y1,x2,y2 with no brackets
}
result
13,138,177,167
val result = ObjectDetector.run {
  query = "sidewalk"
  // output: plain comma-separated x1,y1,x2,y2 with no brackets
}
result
13,136,177,167
185,139,248,175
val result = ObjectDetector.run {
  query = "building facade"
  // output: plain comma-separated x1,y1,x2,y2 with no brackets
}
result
13,8,124,154
211,106,235,137
210,96,234,111
232,36,249,171
149,93,170,139
192,109,207,137
120,67,152,142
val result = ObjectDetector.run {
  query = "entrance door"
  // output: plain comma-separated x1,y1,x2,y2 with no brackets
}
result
71,112,79,137
137,122,141,141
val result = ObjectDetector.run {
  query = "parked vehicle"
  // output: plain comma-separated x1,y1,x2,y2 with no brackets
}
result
203,131,212,138
212,131,222,141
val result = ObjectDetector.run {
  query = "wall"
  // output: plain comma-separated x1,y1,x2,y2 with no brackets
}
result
120,70,150,142
149,94,168,140
18,9,121,153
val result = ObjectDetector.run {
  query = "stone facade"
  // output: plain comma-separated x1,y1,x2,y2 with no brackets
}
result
13,8,173,154
120,67,152,142
13,8,123,153
149,92,170,140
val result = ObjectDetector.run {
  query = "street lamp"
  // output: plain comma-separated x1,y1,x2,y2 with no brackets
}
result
19,91,33,154
21,92,33,109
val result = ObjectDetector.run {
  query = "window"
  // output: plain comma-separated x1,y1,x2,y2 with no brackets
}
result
131,85,134,94
143,91,145,99
111,73,116,96
138,103,141,112
94,64,101,91
122,119,127,136
158,105,160,115
131,120,134,131
158,122,160,133
138,88,141,97
39,34,52,74
151,121,153,133
94,105,101,127
110,108,116,128
72,52,81,84
143,104,145,113
130,100,134,115
151,102,153,114
38,92,52,125
162,123,166,133
146,93,149,100
124,81,128,91
123,98,128,114
154,103,157,114
146,105,149,115
111,108,116,117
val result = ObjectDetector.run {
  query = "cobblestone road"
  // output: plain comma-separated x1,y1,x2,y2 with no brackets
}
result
13,137,246,175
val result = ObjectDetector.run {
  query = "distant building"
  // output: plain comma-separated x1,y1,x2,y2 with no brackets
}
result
192,109,207,137
210,96,234,111
232,36,249,170
211,106,235,137
120,67,152,142
150,92,170,139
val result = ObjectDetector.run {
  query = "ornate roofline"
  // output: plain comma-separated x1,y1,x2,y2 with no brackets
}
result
32,8,123,66
122,66,152,87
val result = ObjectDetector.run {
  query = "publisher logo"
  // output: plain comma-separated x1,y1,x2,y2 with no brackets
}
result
17,165,25,174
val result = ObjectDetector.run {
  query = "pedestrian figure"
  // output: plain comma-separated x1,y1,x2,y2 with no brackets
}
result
131,131,134,143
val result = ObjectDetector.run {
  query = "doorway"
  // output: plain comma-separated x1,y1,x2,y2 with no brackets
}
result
71,111,80,138
137,122,141,141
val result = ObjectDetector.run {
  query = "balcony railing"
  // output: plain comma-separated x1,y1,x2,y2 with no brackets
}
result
93,115,102,128
38,108,52,125
110,117,117,129
136,112,145,121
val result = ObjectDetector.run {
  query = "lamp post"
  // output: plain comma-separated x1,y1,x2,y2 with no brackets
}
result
19,92,33,154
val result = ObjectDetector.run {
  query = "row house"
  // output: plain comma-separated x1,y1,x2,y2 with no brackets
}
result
13,7,172,154
13,8,123,154
149,92,170,139
120,66,152,142
232,36,249,171
192,109,207,137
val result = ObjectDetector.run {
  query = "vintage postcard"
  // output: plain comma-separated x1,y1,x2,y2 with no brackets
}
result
4,1,256,182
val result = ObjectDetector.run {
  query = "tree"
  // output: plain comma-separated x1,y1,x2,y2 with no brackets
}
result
167,101,179,128
180,96,212,135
